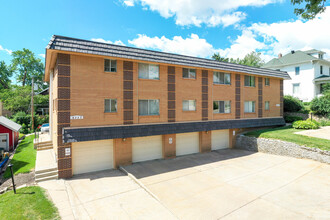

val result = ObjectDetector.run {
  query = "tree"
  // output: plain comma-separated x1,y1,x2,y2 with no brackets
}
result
291,0,327,19
11,48,44,87
212,51,265,67
0,61,13,90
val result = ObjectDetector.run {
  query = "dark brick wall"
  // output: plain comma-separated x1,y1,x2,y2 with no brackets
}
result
258,77,263,118
201,70,208,121
123,61,134,125
235,74,241,119
168,66,176,122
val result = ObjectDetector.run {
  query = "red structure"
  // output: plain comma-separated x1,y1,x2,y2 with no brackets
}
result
0,116,21,151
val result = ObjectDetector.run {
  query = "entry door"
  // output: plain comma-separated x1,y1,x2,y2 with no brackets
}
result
0,134,8,150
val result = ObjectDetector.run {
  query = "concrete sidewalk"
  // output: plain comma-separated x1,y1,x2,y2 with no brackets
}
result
35,149,57,172
295,126,330,140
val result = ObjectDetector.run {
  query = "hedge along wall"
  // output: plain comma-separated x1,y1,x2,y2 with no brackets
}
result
235,135,330,164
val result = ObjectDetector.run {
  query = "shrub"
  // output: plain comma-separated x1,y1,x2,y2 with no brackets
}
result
310,93,330,116
293,119,320,129
284,95,304,112
319,119,330,126
284,115,303,123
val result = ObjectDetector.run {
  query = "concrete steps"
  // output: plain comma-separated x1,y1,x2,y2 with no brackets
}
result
34,141,53,151
35,167,58,182
35,149,58,183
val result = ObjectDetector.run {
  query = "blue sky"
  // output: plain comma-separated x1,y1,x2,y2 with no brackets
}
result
1,0,330,66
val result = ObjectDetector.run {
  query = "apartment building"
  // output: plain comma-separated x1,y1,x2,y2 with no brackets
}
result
44,35,290,178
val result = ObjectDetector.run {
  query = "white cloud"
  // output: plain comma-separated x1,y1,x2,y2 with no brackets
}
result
120,0,281,27
39,54,45,58
91,38,126,46
0,45,12,55
128,34,215,57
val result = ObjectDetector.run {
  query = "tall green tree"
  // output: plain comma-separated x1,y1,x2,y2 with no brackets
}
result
211,53,229,62
0,61,13,90
291,0,327,19
11,48,44,87
212,51,265,67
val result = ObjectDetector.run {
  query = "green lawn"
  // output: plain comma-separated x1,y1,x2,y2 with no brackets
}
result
3,135,36,179
0,186,59,220
245,126,330,151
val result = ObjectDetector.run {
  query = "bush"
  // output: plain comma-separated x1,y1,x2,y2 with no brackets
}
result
310,93,330,116
11,112,49,134
284,95,304,112
293,119,320,129
319,119,330,126
284,115,303,123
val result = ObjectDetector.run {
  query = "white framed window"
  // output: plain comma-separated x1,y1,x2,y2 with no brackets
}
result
213,72,231,85
265,78,270,86
293,83,300,95
244,101,255,113
295,66,300,75
244,76,255,87
104,59,117,72
183,68,196,79
213,101,231,113
104,99,117,113
265,101,270,110
138,99,159,115
182,100,196,111
138,63,159,80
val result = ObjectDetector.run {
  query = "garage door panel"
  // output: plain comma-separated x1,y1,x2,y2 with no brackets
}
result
73,140,114,175
132,135,162,163
176,132,199,156
211,129,229,150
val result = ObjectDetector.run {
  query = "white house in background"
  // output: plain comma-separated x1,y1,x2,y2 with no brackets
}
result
263,49,330,102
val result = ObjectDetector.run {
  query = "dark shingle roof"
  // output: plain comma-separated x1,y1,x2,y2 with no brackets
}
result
47,35,290,79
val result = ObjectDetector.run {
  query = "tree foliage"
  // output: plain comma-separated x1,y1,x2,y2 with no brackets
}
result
11,48,44,87
310,93,330,116
0,61,13,90
212,51,265,67
291,0,327,19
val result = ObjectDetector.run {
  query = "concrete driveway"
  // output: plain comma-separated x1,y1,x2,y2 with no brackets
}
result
40,149,330,219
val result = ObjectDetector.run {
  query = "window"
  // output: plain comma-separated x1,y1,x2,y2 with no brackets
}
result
183,68,196,79
213,101,231,113
320,65,323,75
265,101,270,110
138,99,159,115
104,99,117,113
104,59,117,72
244,76,255,87
213,72,231,85
182,100,196,111
265,78,270,86
295,66,300,75
138,63,159,80
292,83,300,95
319,54,323,59
244,101,255,113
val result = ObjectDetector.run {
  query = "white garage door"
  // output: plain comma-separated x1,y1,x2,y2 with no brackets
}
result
132,135,162,163
0,134,8,150
176,132,199,156
72,140,114,175
212,129,229,150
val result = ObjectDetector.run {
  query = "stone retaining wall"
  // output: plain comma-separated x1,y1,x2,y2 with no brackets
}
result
235,135,330,164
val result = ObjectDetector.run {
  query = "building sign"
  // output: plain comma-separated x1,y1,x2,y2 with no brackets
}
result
169,138,173,144
276,104,280,107
65,148,71,156
70,115,84,120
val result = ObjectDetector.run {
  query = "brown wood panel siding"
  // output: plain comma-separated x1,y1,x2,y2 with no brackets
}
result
202,70,208,120
235,74,241,119
168,66,176,122
258,77,263,118
280,79,283,116
56,53,72,179
123,61,134,125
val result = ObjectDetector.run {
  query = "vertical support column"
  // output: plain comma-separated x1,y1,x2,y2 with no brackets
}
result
235,74,241,119
280,79,283,117
123,61,134,125
199,131,211,152
114,138,132,168
258,77,263,118
168,66,176,122
56,53,72,179
202,70,208,121
162,134,176,159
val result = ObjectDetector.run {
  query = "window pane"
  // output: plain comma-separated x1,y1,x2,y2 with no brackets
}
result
138,63,149,79
149,100,159,115
219,101,225,113
224,73,231,84
244,76,249,86
183,100,189,111
213,101,219,113
105,99,110,112
110,60,117,72
189,100,196,111
219,73,224,84
111,99,117,112
225,101,231,113
139,100,148,115
149,64,159,79
244,101,249,112
104,59,110,72
213,72,219,84
251,101,255,112
265,101,269,110
189,69,196,79
250,76,255,87
183,68,189,78
295,67,300,75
